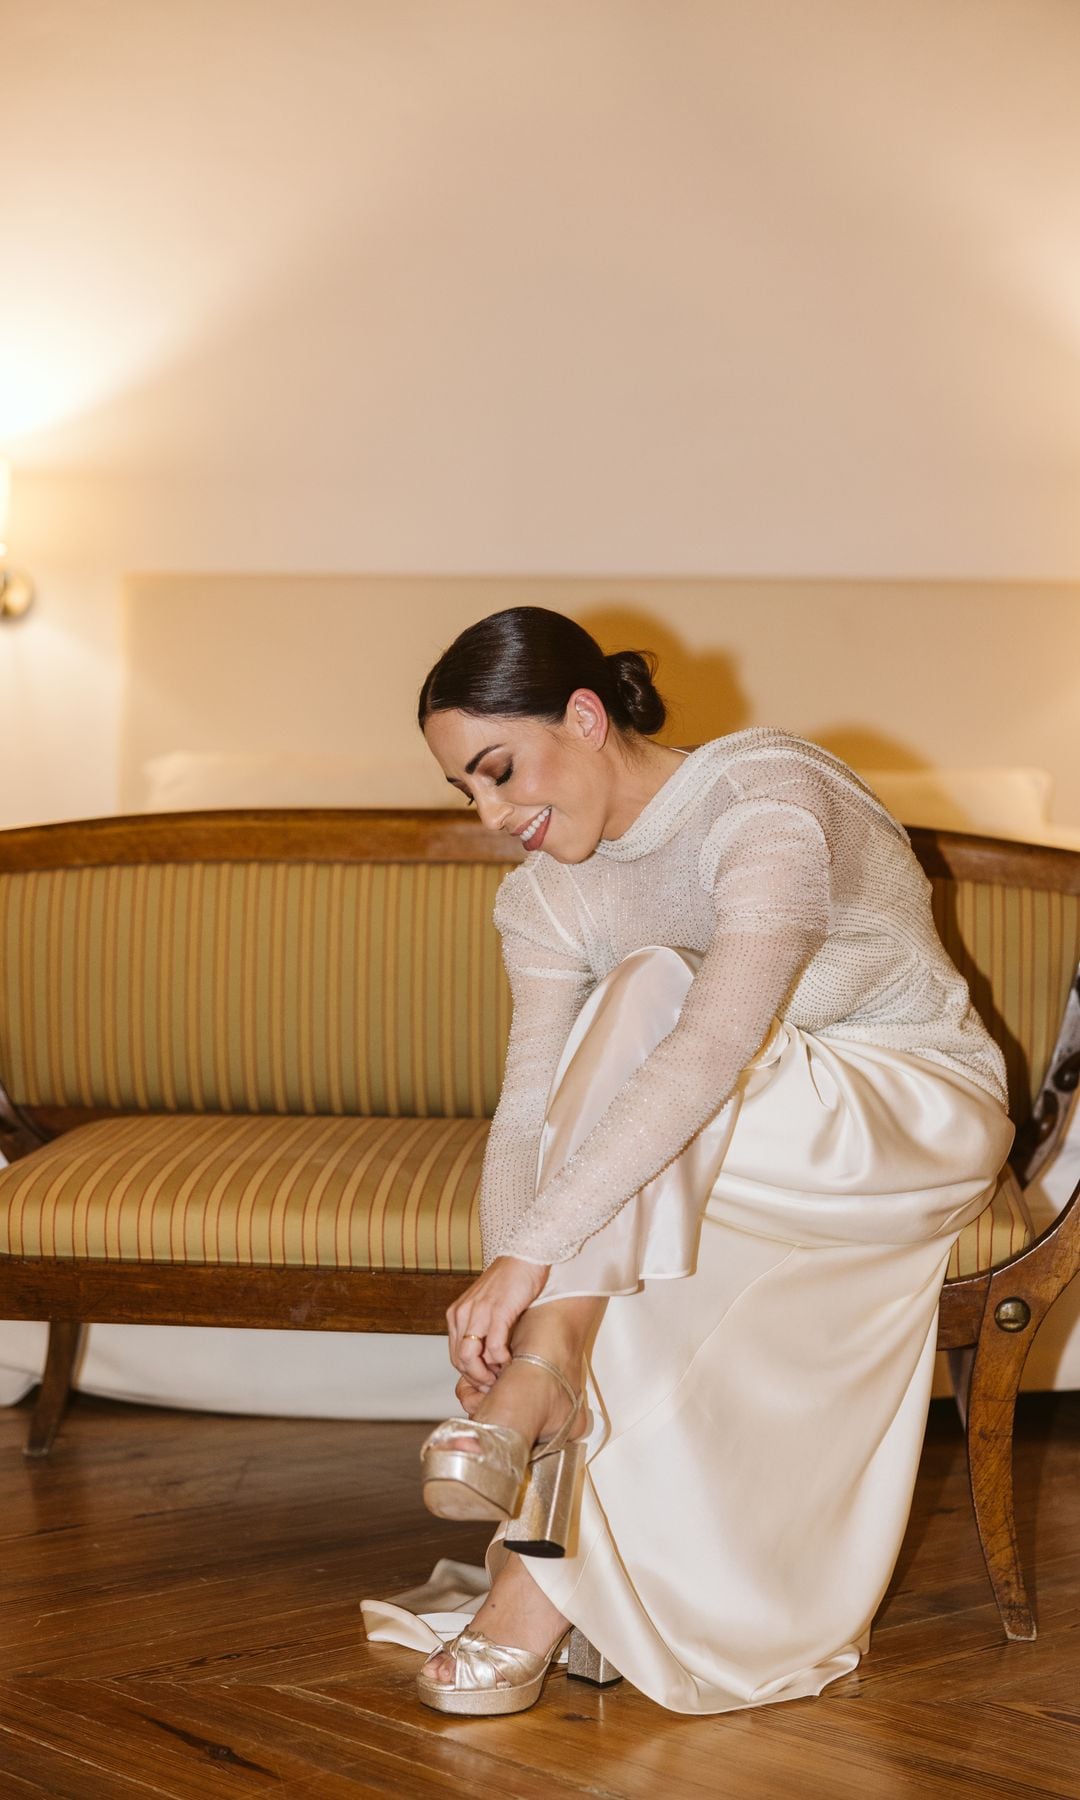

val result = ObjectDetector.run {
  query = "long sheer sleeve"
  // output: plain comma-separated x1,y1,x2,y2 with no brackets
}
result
478,867,594,1265
498,800,832,1265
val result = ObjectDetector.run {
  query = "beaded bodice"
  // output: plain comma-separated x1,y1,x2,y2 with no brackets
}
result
482,729,1007,1266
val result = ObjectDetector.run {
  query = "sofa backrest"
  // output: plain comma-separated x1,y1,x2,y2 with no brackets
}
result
912,831,1080,1130
0,814,516,1119
0,815,1077,1134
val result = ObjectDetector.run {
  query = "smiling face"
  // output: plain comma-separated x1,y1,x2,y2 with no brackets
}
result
422,692,616,863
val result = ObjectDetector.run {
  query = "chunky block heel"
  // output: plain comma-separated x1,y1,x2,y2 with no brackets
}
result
567,1628,622,1687
504,1435,586,1556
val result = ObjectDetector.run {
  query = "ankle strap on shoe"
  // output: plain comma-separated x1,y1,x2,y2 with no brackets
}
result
510,1351,578,1413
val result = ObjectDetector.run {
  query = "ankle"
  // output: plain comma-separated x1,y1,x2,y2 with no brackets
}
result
509,1293,602,1373
474,1363,550,1439
471,1355,582,1450
471,1558,571,1654
509,1325,582,1382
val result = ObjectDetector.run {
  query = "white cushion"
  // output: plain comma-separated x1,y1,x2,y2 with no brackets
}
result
856,766,1080,845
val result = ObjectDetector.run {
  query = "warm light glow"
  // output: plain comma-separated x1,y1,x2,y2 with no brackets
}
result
0,457,9,556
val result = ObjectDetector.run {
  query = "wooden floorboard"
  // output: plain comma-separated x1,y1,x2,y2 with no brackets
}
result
0,1390,1077,1799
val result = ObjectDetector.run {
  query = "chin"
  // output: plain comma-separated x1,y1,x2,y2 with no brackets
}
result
546,833,601,866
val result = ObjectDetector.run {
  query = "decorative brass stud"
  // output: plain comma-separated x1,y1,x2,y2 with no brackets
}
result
994,1297,1031,1333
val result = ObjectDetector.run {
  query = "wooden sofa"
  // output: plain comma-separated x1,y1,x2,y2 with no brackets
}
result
0,810,1077,1646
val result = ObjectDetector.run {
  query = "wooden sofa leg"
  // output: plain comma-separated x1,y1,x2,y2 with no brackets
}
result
964,1304,1037,1641
961,1183,1080,1640
25,1321,83,1459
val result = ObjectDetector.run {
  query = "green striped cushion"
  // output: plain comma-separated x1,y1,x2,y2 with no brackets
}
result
930,880,1080,1125
0,863,515,1118
0,1113,1029,1278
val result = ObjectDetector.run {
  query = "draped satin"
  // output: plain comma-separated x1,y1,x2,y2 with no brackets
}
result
367,945,1014,1714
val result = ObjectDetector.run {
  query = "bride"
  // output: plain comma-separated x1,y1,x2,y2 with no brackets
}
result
402,604,1012,1717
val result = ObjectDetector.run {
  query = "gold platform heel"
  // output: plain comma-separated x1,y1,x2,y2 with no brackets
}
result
420,1415,529,1522
416,1625,621,1714
420,1350,585,1541
567,1627,622,1687
503,1351,586,1558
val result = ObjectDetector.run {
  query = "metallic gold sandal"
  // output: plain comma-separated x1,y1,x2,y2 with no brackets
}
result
416,1624,620,1716
419,1413,529,1522
416,1625,568,1715
420,1351,586,1549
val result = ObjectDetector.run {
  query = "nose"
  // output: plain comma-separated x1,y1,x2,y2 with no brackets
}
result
474,792,513,834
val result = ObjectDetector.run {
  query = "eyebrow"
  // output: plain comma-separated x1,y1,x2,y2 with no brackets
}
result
445,744,505,785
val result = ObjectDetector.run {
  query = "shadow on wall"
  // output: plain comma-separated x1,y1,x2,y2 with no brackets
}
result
577,611,1036,1117
578,601,750,745
813,727,930,772
579,603,934,778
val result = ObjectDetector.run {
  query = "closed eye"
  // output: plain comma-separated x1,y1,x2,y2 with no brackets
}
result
458,762,513,806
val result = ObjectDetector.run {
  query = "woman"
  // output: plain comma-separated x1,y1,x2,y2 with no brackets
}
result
400,605,1012,1717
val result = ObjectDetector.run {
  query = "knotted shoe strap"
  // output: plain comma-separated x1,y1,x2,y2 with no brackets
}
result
420,1416,528,1482
426,1627,558,1693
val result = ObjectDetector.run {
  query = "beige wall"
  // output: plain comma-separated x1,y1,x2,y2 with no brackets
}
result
4,1,1080,827
118,576,1080,826
2,572,121,828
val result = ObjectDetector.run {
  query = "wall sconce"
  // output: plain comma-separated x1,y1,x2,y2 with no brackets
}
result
0,460,34,621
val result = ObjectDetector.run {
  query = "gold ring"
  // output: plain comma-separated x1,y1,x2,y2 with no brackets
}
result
462,1333,484,1343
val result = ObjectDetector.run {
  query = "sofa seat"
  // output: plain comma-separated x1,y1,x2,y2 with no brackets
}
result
0,1111,1029,1279
945,1162,1032,1278
0,1114,486,1272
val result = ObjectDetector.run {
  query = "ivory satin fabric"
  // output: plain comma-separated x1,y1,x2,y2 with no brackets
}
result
370,945,1013,1714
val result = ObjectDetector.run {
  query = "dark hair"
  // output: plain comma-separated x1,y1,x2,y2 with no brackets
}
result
417,606,666,737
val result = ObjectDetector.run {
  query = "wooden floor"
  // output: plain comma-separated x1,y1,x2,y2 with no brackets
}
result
0,1391,1077,1800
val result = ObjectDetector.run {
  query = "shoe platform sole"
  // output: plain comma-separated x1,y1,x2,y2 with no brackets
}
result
422,1475,520,1522
416,1668,549,1715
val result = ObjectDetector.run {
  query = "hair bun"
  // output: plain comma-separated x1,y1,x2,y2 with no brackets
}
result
417,605,667,741
605,649,666,736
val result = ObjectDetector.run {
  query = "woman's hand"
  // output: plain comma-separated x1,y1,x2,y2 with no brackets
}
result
447,1255,551,1390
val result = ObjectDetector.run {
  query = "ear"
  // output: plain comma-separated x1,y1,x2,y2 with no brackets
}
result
565,688,609,749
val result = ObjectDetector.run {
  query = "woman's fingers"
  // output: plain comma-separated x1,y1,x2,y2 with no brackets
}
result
455,1375,490,1416
447,1302,493,1384
452,1331,492,1387
446,1258,550,1386
482,1311,513,1373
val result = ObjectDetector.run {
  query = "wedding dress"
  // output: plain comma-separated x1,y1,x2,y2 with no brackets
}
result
365,732,1013,1713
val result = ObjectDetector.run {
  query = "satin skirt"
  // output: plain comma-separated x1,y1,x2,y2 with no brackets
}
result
496,945,1014,1714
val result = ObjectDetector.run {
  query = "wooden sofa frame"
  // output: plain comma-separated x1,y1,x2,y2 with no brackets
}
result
0,810,1077,1645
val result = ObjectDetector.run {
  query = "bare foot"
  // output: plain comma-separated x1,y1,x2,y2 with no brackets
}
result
422,1554,570,1686
483,1355,583,1439
445,1311,591,1456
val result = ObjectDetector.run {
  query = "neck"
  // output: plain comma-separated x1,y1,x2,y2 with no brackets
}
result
600,739,687,841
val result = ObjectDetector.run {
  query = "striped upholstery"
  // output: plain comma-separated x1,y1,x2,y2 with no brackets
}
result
0,1112,1029,1277
0,1114,486,1271
2,861,1072,1132
946,1163,1032,1280
0,863,515,1118
930,879,1080,1126
0,848,1066,1287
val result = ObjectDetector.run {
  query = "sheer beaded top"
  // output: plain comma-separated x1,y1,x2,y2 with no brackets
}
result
482,728,1008,1267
